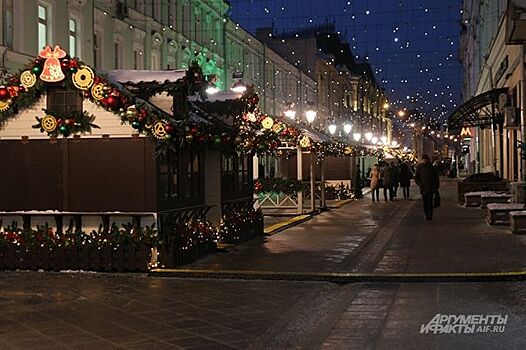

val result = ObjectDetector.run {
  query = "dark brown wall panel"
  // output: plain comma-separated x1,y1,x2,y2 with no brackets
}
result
0,140,63,211
67,138,155,212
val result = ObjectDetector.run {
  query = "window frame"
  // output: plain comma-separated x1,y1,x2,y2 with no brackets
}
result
46,86,83,115
69,18,78,58
38,3,49,50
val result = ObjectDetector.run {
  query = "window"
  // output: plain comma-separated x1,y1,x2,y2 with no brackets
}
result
93,33,100,67
114,41,121,69
159,152,179,199
133,50,139,69
4,0,13,48
38,4,49,50
69,18,77,58
151,52,160,70
47,87,82,114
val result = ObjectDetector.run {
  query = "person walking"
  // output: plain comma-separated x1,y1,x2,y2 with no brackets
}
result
415,155,440,220
391,161,400,198
399,162,412,199
382,162,394,201
369,164,381,202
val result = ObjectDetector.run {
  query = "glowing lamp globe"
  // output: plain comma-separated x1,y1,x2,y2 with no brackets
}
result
305,109,317,123
353,133,362,142
343,123,353,134
328,124,337,135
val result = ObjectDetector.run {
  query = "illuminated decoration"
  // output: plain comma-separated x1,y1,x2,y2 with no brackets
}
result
38,45,67,82
343,123,353,134
0,100,10,111
72,66,95,90
353,132,362,141
299,135,311,148
365,132,373,141
20,71,37,88
380,136,387,144
41,115,58,132
371,136,378,144
261,116,274,129
153,121,168,139
460,127,472,138
305,105,317,123
328,124,337,135
284,103,296,119
91,83,106,100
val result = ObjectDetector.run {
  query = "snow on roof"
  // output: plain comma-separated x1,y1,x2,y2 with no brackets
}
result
103,70,187,83
188,91,243,102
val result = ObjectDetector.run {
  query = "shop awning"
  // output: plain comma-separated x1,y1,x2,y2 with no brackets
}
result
448,88,507,130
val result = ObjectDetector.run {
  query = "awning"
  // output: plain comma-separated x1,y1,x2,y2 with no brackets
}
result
448,88,507,130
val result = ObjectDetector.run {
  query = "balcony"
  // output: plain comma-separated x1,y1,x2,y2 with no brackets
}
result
506,0,526,44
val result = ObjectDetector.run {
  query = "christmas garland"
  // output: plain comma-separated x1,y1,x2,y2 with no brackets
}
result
32,109,99,137
254,178,309,195
0,221,159,250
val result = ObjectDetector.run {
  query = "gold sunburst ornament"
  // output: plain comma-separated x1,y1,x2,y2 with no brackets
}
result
41,115,58,132
0,99,11,111
261,116,274,129
20,70,37,89
272,122,284,133
72,66,95,90
91,83,105,100
153,121,167,139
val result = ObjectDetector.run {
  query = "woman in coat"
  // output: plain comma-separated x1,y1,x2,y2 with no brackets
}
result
398,162,412,199
369,164,381,202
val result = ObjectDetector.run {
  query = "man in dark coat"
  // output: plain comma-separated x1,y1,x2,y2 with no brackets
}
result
382,162,394,201
415,155,440,220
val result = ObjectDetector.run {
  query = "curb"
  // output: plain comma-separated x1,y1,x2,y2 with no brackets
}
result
328,199,354,209
264,214,312,236
148,268,526,283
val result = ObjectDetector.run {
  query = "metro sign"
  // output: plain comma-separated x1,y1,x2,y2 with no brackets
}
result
460,127,472,138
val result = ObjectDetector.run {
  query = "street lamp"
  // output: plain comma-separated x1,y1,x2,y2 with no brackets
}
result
353,132,362,142
380,135,387,144
305,107,317,123
371,136,378,144
328,123,337,135
284,103,296,119
231,72,247,93
391,140,398,147
343,123,353,135
365,132,373,141
398,110,406,118
205,74,219,95
383,102,390,109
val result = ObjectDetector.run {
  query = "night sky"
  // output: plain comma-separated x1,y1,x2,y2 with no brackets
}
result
229,0,463,128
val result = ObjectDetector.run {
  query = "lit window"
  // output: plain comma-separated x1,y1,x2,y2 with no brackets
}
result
38,4,48,50
69,18,77,57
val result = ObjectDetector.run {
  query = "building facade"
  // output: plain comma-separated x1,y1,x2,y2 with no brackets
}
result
458,0,524,180
0,0,317,118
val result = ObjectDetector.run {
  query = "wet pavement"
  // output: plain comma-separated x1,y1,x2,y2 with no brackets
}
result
2,179,526,349
1,272,525,349
190,179,526,274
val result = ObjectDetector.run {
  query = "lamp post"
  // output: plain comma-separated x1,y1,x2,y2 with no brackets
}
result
284,102,296,119
343,123,353,135
305,104,317,123
328,123,337,135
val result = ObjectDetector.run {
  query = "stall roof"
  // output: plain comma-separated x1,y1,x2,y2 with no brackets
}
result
276,116,331,142
104,70,186,84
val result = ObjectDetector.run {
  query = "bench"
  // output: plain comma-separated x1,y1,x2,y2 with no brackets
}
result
486,203,524,225
510,211,526,234
480,193,512,208
464,191,499,207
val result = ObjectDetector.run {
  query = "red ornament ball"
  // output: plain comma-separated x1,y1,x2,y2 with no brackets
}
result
18,86,26,93
164,123,175,134
105,95,120,110
61,60,69,70
69,59,79,68
0,87,10,100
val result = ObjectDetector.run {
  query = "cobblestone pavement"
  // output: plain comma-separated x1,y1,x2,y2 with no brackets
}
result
1,272,525,349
